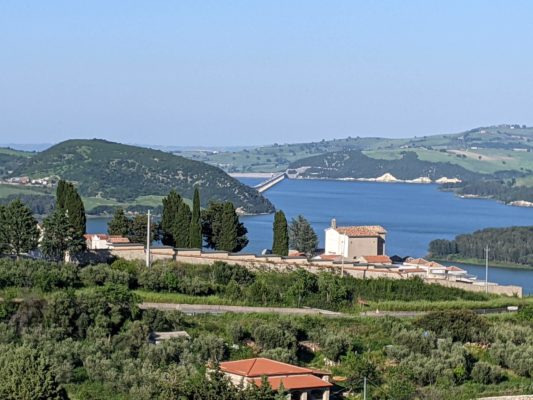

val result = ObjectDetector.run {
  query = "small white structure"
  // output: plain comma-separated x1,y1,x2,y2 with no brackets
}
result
324,219,386,260
84,234,130,250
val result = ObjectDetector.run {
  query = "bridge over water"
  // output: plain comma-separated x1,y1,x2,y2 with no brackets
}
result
254,172,287,193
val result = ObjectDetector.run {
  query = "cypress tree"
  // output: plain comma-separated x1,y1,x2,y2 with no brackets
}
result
174,202,192,248
56,180,86,236
272,210,289,256
1,199,39,258
189,187,202,248
161,190,181,246
218,202,238,252
56,180,67,209
107,208,131,236
64,184,86,236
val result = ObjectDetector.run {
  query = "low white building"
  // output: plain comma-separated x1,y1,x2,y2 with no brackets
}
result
324,219,386,260
84,234,130,250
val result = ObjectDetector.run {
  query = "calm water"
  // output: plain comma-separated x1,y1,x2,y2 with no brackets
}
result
87,179,533,294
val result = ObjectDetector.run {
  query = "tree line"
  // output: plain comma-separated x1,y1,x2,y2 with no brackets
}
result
0,180,86,261
1,179,321,260
428,226,533,265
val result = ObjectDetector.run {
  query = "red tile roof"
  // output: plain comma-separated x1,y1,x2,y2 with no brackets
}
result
249,375,332,390
219,358,314,377
108,236,130,244
446,266,466,272
335,225,386,237
360,255,392,264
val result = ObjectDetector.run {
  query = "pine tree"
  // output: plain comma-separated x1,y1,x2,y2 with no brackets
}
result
128,214,159,244
189,187,202,248
288,215,318,257
218,202,239,252
107,208,131,236
0,199,39,258
271,210,289,256
161,190,181,246
202,201,248,252
41,208,84,262
174,202,192,248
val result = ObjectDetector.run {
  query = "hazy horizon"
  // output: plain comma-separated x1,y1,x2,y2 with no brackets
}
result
2,1,533,146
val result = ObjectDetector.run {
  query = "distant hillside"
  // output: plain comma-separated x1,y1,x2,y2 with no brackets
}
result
0,147,33,177
178,124,533,174
288,151,483,181
12,139,274,214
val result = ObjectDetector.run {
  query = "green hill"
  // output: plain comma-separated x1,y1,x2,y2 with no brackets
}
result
288,150,484,181
179,124,533,175
0,147,33,177
11,139,274,214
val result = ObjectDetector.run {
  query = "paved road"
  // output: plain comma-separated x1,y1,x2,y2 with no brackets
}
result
140,302,347,317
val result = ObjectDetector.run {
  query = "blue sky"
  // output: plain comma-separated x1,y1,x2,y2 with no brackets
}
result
1,1,532,146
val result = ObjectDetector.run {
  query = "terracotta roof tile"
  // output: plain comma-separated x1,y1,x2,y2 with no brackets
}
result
249,375,332,390
335,225,387,237
219,358,314,377
360,255,392,264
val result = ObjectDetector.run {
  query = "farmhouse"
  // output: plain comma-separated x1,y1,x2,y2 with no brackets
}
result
324,219,386,260
218,358,332,400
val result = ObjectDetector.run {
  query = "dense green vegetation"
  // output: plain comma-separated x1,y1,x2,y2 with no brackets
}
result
289,151,483,181
0,200,39,257
429,226,533,267
0,258,532,399
444,179,533,204
11,139,274,214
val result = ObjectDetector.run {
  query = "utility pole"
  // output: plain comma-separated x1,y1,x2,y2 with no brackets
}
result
146,210,151,268
341,235,345,277
485,246,489,293
363,376,367,400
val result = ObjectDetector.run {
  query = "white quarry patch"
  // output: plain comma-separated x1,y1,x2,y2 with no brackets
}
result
435,177,462,184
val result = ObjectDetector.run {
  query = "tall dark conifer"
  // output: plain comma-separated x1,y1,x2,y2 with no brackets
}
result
56,180,86,236
161,190,181,246
272,210,289,256
189,187,202,248
174,202,192,248
218,202,239,252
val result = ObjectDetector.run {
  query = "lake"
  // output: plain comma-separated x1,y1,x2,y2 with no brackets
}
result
87,178,533,294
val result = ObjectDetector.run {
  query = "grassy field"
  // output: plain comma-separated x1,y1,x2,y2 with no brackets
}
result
365,148,533,176
0,184,171,213
366,296,533,312
432,257,533,270
134,289,532,313
0,183,51,197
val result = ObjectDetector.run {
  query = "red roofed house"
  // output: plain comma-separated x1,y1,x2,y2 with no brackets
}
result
324,219,386,260
219,358,332,400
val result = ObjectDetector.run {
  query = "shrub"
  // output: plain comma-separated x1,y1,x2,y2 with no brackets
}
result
414,310,490,343
471,361,506,384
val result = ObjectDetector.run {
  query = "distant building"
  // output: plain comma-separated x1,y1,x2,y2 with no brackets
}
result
150,331,190,345
324,219,386,260
218,358,332,400
84,234,129,250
